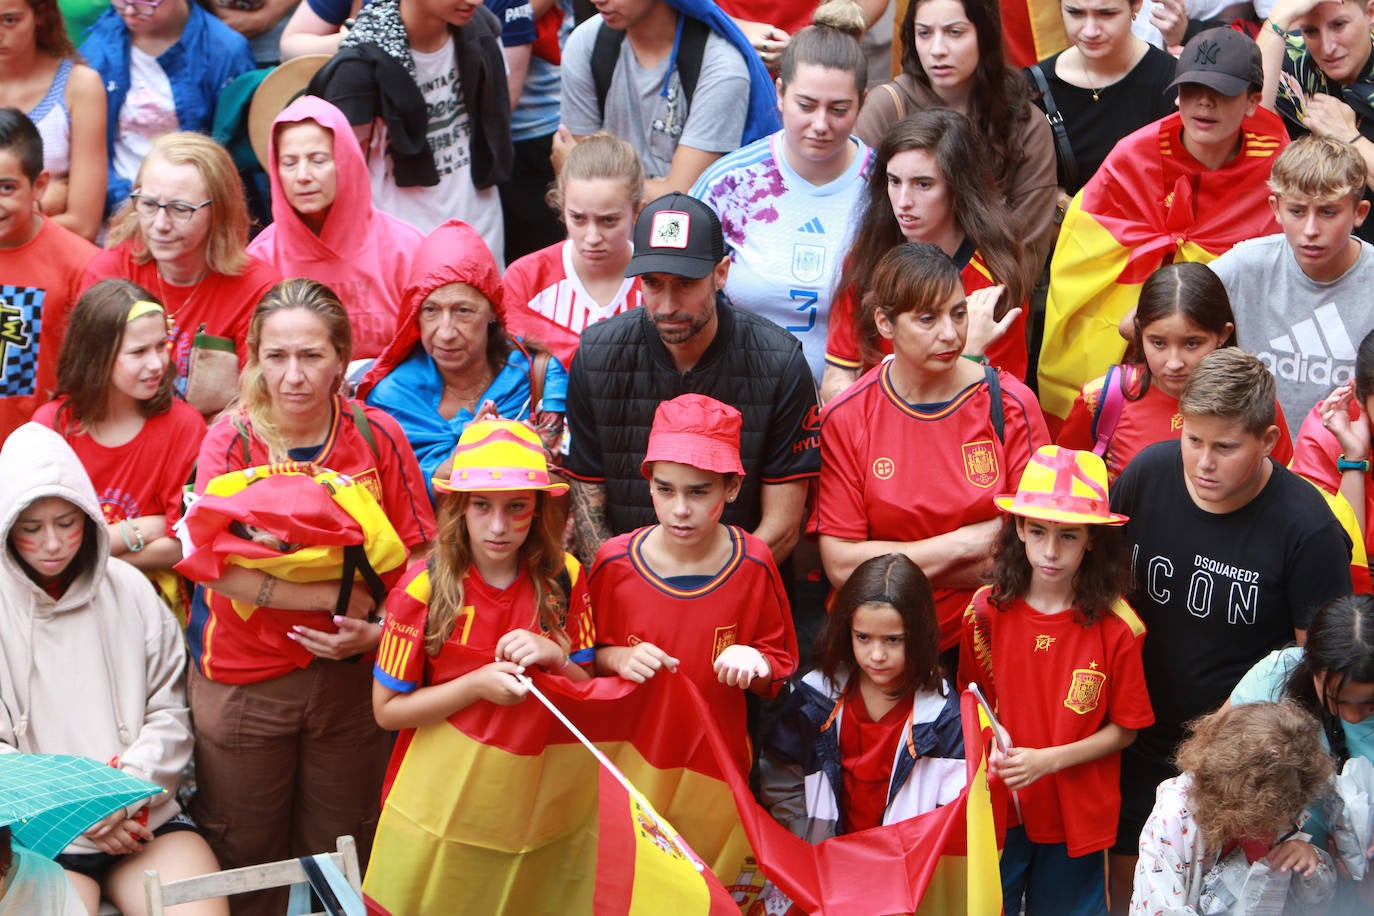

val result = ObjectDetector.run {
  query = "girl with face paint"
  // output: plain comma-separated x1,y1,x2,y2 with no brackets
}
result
0,424,225,916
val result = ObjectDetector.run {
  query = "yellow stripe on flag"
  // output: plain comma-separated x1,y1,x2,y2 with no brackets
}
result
625,790,712,914
966,710,1002,916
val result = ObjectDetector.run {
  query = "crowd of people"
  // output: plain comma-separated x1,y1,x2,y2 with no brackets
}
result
5,0,1374,912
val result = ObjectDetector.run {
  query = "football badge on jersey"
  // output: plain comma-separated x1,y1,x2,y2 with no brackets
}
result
650,211,690,249
790,243,825,284
712,623,738,661
1063,665,1106,715
962,440,999,488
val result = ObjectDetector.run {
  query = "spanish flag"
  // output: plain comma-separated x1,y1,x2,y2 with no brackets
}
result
1038,108,1287,421
999,0,1068,68
363,646,1005,915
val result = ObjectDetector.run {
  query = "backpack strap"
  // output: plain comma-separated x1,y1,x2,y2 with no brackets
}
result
231,414,253,465
592,15,710,119
983,364,1005,444
530,349,550,421
1023,63,1080,193
1089,365,1130,458
675,15,710,107
347,401,379,461
876,81,906,121
591,22,626,121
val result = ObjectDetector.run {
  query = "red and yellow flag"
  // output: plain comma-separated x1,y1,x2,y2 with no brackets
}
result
999,0,1069,68
363,646,1005,915
1038,109,1287,421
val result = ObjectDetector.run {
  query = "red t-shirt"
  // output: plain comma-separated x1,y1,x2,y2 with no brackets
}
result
825,250,1029,382
189,398,436,683
82,243,281,384
839,687,915,833
588,525,798,773
502,240,641,367
1057,368,1294,481
32,398,205,524
715,0,823,39
817,361,1049,650
0,218,97,441
958,587,1155,856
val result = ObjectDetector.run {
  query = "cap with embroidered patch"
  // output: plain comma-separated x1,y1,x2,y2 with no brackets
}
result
1167,27,1262,97
626,193,725,280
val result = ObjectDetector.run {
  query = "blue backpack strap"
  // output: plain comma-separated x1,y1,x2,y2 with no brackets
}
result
983,364,1004,444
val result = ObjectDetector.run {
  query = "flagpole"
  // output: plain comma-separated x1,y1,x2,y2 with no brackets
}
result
519,675,706,871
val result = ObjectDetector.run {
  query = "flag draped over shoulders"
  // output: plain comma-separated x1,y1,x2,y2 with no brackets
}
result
999,0,1068,68
363,644,1005,915
1038,107,1287,420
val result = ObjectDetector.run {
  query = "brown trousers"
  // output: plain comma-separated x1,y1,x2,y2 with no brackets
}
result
188,661,392,916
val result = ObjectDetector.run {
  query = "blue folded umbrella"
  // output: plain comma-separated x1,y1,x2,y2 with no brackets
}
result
0,754,164,859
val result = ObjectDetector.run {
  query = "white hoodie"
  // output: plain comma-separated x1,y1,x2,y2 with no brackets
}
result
0,423,191,853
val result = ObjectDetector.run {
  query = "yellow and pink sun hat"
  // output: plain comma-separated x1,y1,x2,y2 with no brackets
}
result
994,445,1129,526
432,419,568,495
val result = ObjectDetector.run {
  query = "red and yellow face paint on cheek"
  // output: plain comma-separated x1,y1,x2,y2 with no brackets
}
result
508,503,536,534
706,496,726,525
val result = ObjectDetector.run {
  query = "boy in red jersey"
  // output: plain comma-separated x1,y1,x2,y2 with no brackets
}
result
589,393,798,773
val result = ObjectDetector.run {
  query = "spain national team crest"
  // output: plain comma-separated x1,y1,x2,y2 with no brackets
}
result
712,624,738,661
961,440,999,489
790,243,825,284
871,456,895,480
1064,666,1106,715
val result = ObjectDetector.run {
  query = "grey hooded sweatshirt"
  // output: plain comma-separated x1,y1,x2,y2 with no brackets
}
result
0,423,191,853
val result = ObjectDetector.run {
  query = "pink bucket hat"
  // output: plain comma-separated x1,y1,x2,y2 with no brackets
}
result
994,445,1129,526
433,419,568,495
641,394,745,478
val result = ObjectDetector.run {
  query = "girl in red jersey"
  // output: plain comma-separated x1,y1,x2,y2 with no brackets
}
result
33,279,205,622
367,419,594,905
959,444,1153,916
760,553,965,842
1058,262,1293,481
502,133,644,368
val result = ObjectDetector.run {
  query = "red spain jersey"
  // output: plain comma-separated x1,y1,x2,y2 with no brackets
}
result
33,397,205,525
588,526,798,773
825,248,1029,382
817,361,1049,650
188,398,436,683
373,554,595,799
959,587,1154,856
374,555,597,695
502,241,642,368
1057,368,1293,481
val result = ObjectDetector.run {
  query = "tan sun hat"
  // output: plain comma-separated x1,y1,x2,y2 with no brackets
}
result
247,54,331,171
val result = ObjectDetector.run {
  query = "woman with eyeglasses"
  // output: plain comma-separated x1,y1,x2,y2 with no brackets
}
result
79,0,253,219
82,133,281,418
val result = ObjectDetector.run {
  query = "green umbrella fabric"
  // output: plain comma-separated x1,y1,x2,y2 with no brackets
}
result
0,754,164,858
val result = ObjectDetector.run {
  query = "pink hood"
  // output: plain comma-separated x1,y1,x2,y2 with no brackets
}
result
247,95,424,359
357,220,504,399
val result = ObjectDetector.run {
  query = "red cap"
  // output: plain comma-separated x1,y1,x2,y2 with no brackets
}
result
641,394,744,478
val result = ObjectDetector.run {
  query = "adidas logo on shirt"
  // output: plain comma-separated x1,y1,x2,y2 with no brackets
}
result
1258,303,1357,386
797,217,826,234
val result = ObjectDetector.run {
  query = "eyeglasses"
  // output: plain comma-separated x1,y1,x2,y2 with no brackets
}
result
129,194,212,224
111,0,165,16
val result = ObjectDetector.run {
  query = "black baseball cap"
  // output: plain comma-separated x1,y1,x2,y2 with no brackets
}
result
1167,27,1263,96
625,192,725,280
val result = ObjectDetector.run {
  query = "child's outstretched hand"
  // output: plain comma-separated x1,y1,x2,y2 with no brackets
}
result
990,745,1056,790
496,628,565,670
469,661,530,706
1268,838,1321,877
606,643,679,683
714,644,770,690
